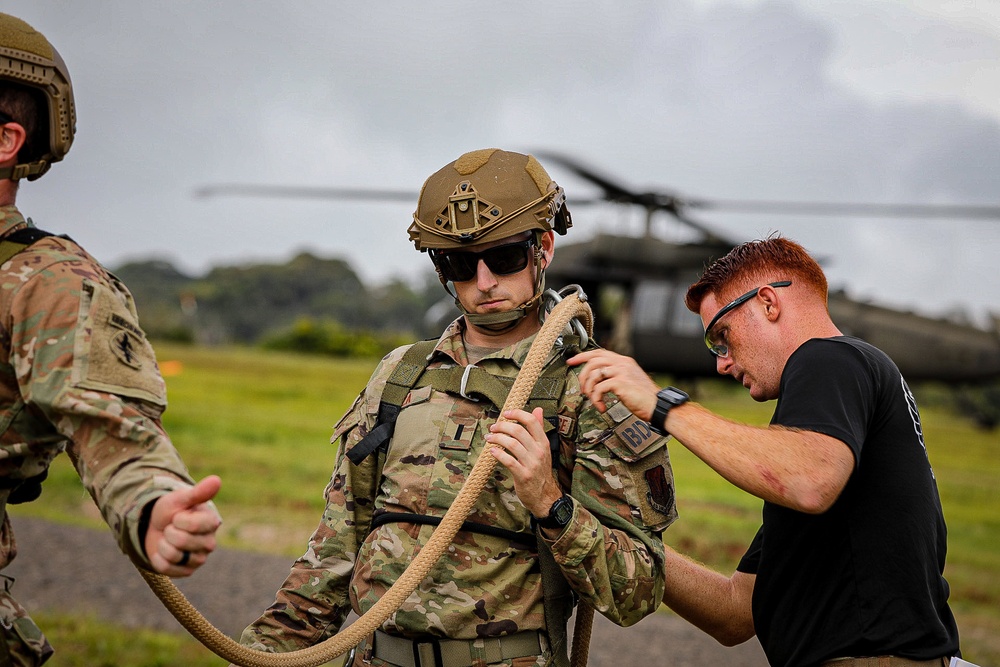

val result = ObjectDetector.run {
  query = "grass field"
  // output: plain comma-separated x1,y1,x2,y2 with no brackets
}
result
15,342,1000,665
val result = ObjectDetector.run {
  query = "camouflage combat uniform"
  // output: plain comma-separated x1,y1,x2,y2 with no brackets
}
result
0,205,198,664
242,317,676,665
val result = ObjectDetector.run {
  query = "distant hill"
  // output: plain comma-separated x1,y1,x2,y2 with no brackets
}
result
112,253,447,346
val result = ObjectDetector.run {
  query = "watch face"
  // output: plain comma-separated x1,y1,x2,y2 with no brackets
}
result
552,496,574,526
660,387,689,404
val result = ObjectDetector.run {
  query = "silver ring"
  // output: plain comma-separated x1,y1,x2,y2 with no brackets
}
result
178,550,191,567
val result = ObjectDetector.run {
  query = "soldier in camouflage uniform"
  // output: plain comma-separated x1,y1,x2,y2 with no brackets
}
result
240,149,677,667
0,12,223,665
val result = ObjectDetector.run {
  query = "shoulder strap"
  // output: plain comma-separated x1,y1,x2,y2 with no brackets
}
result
346,339,438,465
539,335,597,667
0,227,58,265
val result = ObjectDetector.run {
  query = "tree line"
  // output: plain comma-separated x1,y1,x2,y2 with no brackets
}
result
114,253,453,357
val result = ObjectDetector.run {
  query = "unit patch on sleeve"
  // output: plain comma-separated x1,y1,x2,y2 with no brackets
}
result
71,279,167,406
644,464,675,516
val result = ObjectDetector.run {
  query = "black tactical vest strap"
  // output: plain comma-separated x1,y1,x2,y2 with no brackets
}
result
0,227,59,266
347,339,438,465
369,511,537,551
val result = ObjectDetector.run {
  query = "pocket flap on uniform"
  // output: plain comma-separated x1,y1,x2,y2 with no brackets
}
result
402,384,433,408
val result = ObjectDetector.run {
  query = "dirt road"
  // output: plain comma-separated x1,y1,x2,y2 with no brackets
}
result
6,516,768,666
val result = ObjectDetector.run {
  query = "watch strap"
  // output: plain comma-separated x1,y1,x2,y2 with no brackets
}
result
649,386,689,436
535,493,573,529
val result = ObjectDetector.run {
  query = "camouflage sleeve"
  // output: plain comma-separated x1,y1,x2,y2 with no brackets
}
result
8,253,197,567
544,376,676,627
240,347,406,652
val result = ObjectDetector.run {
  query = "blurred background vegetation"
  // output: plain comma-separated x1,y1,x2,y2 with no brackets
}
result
15,338,1000,666
112,255,446,354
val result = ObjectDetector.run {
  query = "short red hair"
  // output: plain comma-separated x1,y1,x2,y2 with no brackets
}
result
685,235,828,313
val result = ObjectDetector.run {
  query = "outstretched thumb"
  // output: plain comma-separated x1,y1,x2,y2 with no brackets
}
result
182,475,222,509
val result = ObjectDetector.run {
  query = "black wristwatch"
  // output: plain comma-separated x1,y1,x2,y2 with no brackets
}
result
535,494,574,530
649,386,689,436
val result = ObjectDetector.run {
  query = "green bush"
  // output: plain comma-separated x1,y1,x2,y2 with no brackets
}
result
259,317,408,358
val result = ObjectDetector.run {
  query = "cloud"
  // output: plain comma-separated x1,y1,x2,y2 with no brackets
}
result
4,0,1000,320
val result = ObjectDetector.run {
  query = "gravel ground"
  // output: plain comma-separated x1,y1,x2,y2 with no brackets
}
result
6,516,768,666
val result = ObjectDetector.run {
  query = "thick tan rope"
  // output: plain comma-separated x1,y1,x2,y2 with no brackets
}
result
139,292,595,667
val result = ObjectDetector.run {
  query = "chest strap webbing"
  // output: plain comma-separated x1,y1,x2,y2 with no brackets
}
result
416,366,563,415
370,511,537,551
347,339,572,466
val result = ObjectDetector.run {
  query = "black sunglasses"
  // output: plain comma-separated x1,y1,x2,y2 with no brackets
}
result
431,238,535,283
0,111,13,125
704,281,792,357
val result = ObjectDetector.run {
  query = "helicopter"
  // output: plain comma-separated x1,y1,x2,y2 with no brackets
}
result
196,152,1000,421
531,152,1000,385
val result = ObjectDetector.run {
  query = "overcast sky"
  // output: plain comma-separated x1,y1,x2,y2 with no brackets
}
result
6,1,1000,324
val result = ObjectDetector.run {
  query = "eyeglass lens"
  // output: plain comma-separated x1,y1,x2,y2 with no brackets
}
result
704,281,792,357
434,239,533,282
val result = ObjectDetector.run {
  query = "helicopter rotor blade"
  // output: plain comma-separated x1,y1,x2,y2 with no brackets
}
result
195,157,1000,223
534,151,1000,222
683,199,1000,220
534,150,726,239
194,184,415,202
193,183,609,207
532,150,641,203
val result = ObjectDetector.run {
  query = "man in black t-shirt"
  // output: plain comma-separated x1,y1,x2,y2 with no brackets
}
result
569,236,959,667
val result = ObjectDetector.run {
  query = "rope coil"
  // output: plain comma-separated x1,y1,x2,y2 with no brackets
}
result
139,292,595,667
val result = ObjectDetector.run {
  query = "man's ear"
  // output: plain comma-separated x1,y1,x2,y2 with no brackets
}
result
0,122,27,164
539,230,555,268
758,284,782,322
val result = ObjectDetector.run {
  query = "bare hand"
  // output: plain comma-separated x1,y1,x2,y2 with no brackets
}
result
144,475,222,577
486,408,563,518
567,349,660,421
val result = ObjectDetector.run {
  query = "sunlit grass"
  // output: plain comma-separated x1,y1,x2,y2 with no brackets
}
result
31,612,225,667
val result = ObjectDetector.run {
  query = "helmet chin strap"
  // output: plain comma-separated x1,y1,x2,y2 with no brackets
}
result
462,280,545,334
464,308,525,333
0,161,49,181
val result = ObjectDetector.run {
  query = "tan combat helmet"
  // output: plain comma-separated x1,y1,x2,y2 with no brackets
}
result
410,149,573,331
408,148,571,251
0,12,76,180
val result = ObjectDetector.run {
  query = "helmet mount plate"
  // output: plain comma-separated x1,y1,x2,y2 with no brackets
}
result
438,181,502,238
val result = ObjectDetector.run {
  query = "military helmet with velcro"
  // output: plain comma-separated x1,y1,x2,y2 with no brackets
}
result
408,148,572,251
0,12,76,180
